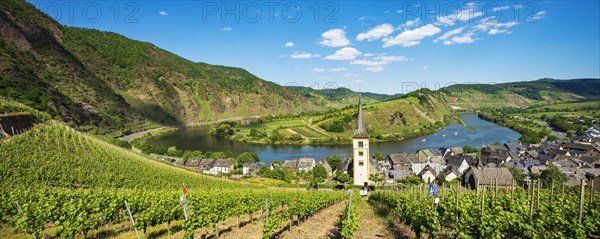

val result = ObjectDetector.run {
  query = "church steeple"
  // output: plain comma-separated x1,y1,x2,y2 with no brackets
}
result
353,93,369,138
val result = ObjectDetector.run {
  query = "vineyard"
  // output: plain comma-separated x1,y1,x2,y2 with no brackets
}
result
0,122,351,238
370,183,600,239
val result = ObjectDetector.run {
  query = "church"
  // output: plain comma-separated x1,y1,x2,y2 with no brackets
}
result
351,96,370,186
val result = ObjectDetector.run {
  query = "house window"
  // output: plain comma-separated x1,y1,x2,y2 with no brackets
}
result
358,151,364,157
358,161,364,166
358,141,364,148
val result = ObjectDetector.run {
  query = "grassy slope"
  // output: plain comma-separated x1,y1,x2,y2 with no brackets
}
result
0,122,253,190
229,91,453,144
0,0,323,136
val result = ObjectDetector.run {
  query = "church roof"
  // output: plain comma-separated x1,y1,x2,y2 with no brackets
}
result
353,95,369,139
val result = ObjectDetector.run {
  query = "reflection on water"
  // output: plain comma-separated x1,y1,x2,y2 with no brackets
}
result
147,114,521,162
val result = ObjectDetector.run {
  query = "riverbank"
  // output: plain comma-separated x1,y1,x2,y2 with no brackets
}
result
145,114,520,162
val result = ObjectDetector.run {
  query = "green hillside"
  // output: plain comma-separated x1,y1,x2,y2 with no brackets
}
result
286,86,400,107
0,0,323,136
0,122,248,190
225,89,453,144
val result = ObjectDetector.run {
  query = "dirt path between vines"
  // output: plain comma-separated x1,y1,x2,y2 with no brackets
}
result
278,201,346,239
354,197,416,239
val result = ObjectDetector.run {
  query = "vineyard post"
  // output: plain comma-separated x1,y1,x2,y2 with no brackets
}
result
441,182,445,198
347,191,353,223
124,200,140,239
455,182,459,223
589,180,594,207
550,179,554,207
265,198,269,225
578,179,585,223
511,179,515,202
494,178,497,206
536,178,541,210
529,180,535,221
480,186,485,216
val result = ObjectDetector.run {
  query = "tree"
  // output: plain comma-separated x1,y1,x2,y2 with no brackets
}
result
326,155,342,170
334,171,350,184
311,165,328,182
462,145,479,154
540,164,568,188
236,152,259,167
369,173,384,186
507,166,524,185
373,152,384,161
399,175,421,185
208,151,227,159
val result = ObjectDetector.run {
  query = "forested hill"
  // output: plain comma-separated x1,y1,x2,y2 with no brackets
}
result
286,86,402,106
0,0,323,135
438,78,600,109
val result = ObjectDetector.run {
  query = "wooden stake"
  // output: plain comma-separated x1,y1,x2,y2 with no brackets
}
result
529,180,535,221
537,178,541,210
481,186,486,216
579,179,585,223
124,200,140,239
589,180,594,209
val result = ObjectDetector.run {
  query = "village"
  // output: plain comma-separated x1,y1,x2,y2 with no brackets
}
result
155,125,600,190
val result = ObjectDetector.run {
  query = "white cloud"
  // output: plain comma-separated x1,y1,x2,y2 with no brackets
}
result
351,79,366,83
365,66,384,72
383,24,441,47
290,51,321,59
324,47,362,60
363,53,375,57
329,68,347,72
221,27,232,31
434,27,464,43
358,16,367,21
350,59,388,67
356,23,395,41
350,54,408,72
403,18,421,27
443,33,478,45
488,29,510,35
285,42,295,47
159,11,168,16
373,55,408,62
320,29,351,47
528,11,546,21
313,68,325,72
343,73,359,77
418,66,429,70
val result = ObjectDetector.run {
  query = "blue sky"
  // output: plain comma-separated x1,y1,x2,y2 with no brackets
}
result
29,1,600,94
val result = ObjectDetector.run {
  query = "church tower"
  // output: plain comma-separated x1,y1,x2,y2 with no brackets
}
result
352,95,370,186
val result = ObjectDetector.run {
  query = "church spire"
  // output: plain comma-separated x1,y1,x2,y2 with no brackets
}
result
353,93,369,138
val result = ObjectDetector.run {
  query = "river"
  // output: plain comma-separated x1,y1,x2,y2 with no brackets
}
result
147,114,521,162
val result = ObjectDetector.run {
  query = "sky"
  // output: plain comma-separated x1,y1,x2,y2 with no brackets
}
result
28,0,600,94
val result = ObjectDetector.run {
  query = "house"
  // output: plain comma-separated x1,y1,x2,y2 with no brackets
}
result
418,164,437,183
318,160,333,175
580,146,600,159
386,153,418,170
298,158,315,172
205,159,234,175
386,169,412,183
198,158,216,171
281,159,299,172
184,158,202,168
441,147,464,157
417,148,442,162
463,166,514,189
561,143,594,156
445,156,470,174
442,166,459,182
